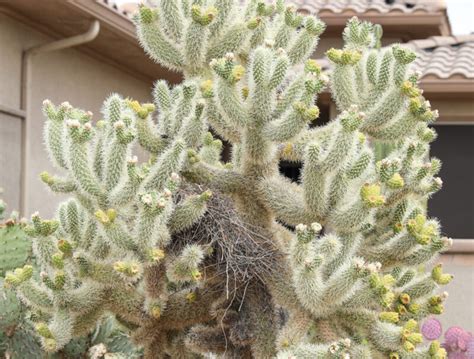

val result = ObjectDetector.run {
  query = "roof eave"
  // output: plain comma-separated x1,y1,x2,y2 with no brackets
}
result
0,0,180,84
318,78,474,100
314,11,451,38
69,0,137,41
419,78,474,98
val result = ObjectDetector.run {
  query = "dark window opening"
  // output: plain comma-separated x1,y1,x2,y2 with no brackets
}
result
429,125,474,238
279,122,474,239
311,101,331,128
279,161,301,182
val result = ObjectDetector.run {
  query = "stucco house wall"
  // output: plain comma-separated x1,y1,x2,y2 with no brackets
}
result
439,254,474,332
0,13,152,217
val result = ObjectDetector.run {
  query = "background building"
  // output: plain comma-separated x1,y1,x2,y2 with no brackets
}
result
0,0,472,332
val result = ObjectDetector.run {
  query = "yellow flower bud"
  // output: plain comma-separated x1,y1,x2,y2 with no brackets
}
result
403,340,415,352
403,319,418,332
406,333,423,345
231,65,245,82
149,249,165,262
191,269,202,281
387,173,405,189
150,305,161,319
399,293,410,305
186,292,197,303
360,183,386,207
36,322,53,339
379,311,399,323
304,59,321,74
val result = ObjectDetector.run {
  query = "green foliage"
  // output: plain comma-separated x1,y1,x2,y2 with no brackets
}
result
0,279,22,332
9,1,453,358
0,224,32,277
0,206,41,358
0,206,139,358
88,317,142,358
0,200,5,220
0,323,43,359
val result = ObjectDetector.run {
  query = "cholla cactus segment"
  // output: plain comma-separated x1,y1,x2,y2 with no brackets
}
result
17,1,452,357
12,93,215,353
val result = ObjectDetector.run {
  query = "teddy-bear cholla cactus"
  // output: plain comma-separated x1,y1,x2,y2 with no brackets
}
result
0,204,141,358
136,1,451,357
8,0,453,357
5,83,217,355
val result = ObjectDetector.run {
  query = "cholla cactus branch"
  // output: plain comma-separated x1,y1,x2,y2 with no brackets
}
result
11,2,453,358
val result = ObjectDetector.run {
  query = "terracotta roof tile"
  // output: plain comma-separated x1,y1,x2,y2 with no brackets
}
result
408,35,474,79
103,0,445,20
101,0,139,18
314,36,474,81
290,0,445,14
101,0,468,81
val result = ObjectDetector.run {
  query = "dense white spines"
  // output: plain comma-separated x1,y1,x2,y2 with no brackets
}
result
15,92,214,352
13,2,452,358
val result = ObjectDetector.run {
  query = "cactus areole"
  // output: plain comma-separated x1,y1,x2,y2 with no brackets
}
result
9,1,453,358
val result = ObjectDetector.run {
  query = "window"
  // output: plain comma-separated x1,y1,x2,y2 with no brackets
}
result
429,125,474,238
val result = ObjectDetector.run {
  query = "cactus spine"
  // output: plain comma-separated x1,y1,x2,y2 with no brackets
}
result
9,1,452,358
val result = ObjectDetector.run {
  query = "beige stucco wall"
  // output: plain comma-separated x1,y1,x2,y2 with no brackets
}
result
0,13,152,217
438,254,474,332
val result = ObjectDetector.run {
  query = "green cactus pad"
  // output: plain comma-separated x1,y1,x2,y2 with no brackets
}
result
0,200,6,220
93,317,143,358
0,225,31,276
0,279,22,332
59,337,88,358
0,325,42,359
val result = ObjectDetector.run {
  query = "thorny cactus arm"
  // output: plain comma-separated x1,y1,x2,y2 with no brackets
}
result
11,1,455,358
136,3,451,356
7,92,216,354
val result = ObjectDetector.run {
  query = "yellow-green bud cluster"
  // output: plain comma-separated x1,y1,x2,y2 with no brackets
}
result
191,5,218,26
361,183,386,207
4,265,33,288
326,48,362,65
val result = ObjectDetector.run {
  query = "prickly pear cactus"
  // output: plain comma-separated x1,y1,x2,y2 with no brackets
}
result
87,317,143,358
0,209,42,358
0,223,32,277
0,203,42,358
0,199,5,220
0,326,43,359
0,282,22,333
57,317,142,358
0,278,43,359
